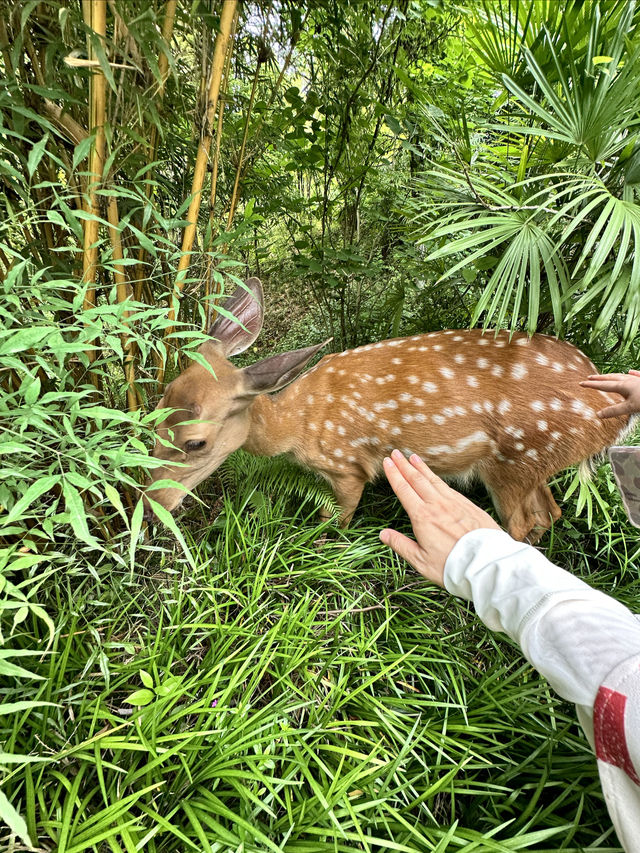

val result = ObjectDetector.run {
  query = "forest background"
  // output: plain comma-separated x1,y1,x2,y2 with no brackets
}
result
1,0,640,849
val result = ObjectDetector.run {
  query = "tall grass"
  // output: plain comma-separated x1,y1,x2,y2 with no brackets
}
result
3,455,638,851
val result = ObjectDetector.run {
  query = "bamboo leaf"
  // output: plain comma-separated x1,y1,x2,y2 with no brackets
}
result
27,133,49,178
4,476,60,524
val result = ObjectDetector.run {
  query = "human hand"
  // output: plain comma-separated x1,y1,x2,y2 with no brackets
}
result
379,450,500,586
579,369,640,418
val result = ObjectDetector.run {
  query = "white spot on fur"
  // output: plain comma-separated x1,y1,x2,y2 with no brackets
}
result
511,363,528,380
415,413,427,423
505,425,525,439
309,423,317,431
515,442,525,451
497,400,511,415
550,398,562,411
491,365,504,378
391,426,401,436
440,366,455,379
432,414,446,425
471,402,483,414
536,352,549,366
307,395,315,404
401,414,413,423
537,420,548,431
531,400,544,412
457,431,489,450
422,382,438,393
337,425,346,436
551,431,562,441
325,420,334,430
467,375,479,388
525,449,539,459
334,448,343,458
552,362,563,372
477,357,489,369
391,358,402,365
408,375,419,384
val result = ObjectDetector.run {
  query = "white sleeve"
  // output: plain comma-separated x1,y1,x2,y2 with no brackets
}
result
444,529,640,708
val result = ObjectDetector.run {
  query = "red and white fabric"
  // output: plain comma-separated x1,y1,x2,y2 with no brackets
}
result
444,529,640,852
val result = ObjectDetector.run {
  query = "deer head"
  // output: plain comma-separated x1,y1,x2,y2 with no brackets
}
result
143,277,326,520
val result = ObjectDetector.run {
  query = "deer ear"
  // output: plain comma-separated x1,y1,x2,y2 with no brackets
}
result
241,339,332,395
208,277,264,357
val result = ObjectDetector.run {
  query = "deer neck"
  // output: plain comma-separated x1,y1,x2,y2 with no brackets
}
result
243,392,295,458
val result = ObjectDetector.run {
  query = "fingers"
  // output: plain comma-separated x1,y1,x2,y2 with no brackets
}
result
630,369,640,377
382,455,427,519
407,453,453,499
597,400,635,419
582,373,628,382
580,379,627,392
389,449,445,505
379,528,444,586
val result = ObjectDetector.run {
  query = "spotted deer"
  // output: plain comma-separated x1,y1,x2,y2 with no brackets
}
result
144,277,631,541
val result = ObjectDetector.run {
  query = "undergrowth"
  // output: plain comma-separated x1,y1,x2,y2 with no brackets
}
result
2,452,639,851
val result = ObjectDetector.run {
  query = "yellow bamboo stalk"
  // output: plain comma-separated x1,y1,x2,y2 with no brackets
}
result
203,8,238,324
134,0,177,302
163,0,237,352
209,9,238,225
81,0,107,382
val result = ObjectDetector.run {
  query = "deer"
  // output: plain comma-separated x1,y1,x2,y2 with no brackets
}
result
143,276,632,542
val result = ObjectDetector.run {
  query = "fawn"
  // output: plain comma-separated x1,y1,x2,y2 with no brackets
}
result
144,277,631,541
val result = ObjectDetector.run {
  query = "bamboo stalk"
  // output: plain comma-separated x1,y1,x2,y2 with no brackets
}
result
81,0,107,385
225,55,260,233
209,8,237,226
160,0,237,372
134,0,177,302
106,194,141,412
203,8,238,325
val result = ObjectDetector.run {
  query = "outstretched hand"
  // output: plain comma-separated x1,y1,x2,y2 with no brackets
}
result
580,369,640,419
379,450,500,586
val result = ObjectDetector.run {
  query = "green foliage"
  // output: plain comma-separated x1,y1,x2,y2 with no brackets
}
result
1,476,638,850
409,0,640,346
1,0,640,847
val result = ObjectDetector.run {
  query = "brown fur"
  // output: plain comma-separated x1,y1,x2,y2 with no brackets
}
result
144,279,629,542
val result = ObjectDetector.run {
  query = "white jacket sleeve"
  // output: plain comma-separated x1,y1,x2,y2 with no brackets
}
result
443,528,640,852
444,529,640,709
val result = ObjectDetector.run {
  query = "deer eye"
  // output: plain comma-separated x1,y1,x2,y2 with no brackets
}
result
184,439,206,453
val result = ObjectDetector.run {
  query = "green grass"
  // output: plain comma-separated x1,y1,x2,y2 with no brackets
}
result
2,456,640,851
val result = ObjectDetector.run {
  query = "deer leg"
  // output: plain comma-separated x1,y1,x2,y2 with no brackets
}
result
482,466,561,542
323,472,366,527
479,466,537,542
519,484,562,544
